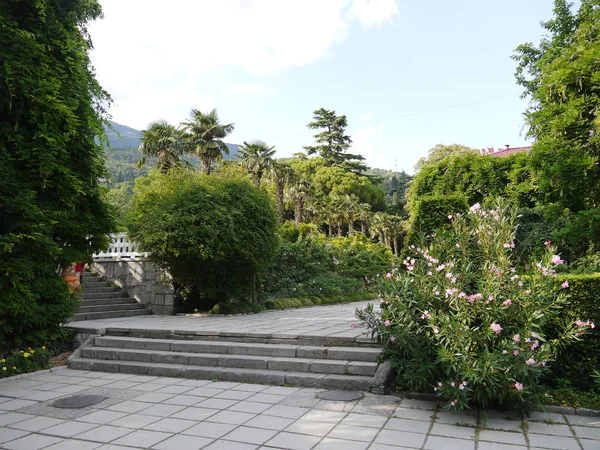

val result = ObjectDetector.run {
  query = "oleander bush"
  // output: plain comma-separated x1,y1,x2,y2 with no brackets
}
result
356,199,594,413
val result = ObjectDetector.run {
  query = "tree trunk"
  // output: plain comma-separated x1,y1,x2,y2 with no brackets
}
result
252,274,258,304
328,224,333,236
393,237,399,255
253,173,260,188
348,221,354,235
337,223,343,236
276,182,285,220
295,198,304,225
361,222,367,234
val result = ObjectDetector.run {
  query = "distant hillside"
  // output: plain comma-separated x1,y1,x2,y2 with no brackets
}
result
102,121,241,182
104,121,240,157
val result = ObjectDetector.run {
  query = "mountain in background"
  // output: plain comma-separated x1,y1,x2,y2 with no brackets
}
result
104,121,240,156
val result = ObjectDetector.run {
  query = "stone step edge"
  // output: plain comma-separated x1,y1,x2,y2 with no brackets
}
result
82,346,378,376
77,304,146,312
68,356,381,392
101,328,378,348
71,311,152,321
78,299,137,305
94,336,381,362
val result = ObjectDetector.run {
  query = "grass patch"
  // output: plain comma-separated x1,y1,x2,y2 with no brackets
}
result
209,292,375,315
542,388,600,410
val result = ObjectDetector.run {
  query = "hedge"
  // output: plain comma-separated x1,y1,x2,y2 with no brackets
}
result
408,193,469,242
547,273,600,390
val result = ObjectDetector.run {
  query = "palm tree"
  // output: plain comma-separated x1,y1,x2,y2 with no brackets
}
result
269,162,294,219
345,195,360,235
370,212,389,246
181,108,234,175
356,203,371,234
135,121,189,174
238,140,276,188
288,176,312,225
388,215,404,255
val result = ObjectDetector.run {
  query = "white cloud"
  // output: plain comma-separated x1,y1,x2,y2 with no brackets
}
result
88,0,399,127
350,0,400,28
224,83,277,96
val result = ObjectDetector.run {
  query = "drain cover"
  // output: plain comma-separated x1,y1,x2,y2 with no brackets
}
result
52,394,107,409
317,390,364,401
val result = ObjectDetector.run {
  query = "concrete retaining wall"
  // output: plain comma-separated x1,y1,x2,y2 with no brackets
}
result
90,260,174,315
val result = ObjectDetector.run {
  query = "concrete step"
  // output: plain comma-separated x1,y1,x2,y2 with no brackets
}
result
71,309,152,322
77,303,145,314
68,357,374,390
81,346,378,376
94,336,381,363
82,286,118,294
79,291,124,299
81,279,108,285
79,298,136,307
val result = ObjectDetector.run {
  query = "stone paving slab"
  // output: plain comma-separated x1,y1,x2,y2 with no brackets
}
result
68,301,376,341
0,367,599,449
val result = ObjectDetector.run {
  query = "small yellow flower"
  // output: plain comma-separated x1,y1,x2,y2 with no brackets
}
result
2,367,6,371
12,367,16,370
23,353,30,358
1,359,5,363
42,346,46,350
19,350,23,353
31,350,35,354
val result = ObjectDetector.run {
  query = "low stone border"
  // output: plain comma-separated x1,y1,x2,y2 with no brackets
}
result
0,365,68,384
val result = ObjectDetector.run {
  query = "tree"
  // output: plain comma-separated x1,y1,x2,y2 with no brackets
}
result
269,162,294,220
128,170,278,310
513,0,600,209
0,0,115,350
304,108,368,174
238,140,276,188
135,121,189,174
414,144,480,172
182,108,234,175
288,176,312,225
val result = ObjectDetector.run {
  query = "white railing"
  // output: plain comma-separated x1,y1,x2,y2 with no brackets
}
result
93,233,146,260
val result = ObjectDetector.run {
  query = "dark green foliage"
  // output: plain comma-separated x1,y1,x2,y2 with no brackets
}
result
304,108,367,174
408,193,469,240
328,234,394,279
546,273,600,391
0,0,115,350
128,171,279,311
0,345,53,378
278,221,300,243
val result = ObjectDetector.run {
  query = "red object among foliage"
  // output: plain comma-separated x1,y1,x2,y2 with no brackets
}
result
481,146,532,157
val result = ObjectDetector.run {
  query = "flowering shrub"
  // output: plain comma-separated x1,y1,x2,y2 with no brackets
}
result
356,199,594,413
0,346,53,378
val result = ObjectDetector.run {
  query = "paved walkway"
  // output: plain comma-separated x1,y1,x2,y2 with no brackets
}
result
69,301,374,342
0,367,598,449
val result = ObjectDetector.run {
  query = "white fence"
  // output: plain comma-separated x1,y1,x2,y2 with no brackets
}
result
93,233,146,260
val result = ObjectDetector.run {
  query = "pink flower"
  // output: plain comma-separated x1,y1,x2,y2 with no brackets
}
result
421,311,432,319
518,281,524,287
350,323,357,328
451,382,455,387
539,361,546,366
459,384,465,390
450,401,456,406
434,291,440,296
488,295,495,301
514,350,519,356
503,350,508,354
438,382,443,387
551,255,564,265
525,290,532,295
544,240,552,247
515,382,524,391
455,243,460,248
561,281,569,289
470,203,481,212
445,272,453,279
503,299,512,306
451,277,456,284
434,387,437,391
386,273,393,279
503,243,511,248
448,215,453,220
531,340,539,350
526,358,536,365
361,305,367,311
513,334,521,343
384,320,391,327
490,323,502,334
427,271,433,276
390,336,397,342
433,328,439,334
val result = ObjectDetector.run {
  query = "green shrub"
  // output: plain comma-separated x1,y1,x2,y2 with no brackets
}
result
408,193,469,241
329,233,393,279
1,345,53,378
128,170,279,311
545,273,600,391
357,199,592,413
278,221,299,243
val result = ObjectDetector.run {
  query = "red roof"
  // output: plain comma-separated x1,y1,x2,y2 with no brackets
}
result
481,146,531,157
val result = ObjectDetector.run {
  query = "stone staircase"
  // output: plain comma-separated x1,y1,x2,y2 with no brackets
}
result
69,331,392,392
72,271,152,321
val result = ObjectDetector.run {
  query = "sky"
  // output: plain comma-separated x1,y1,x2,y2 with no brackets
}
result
88,0,559,174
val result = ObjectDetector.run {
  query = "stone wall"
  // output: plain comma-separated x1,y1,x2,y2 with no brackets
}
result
90,260,174,315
